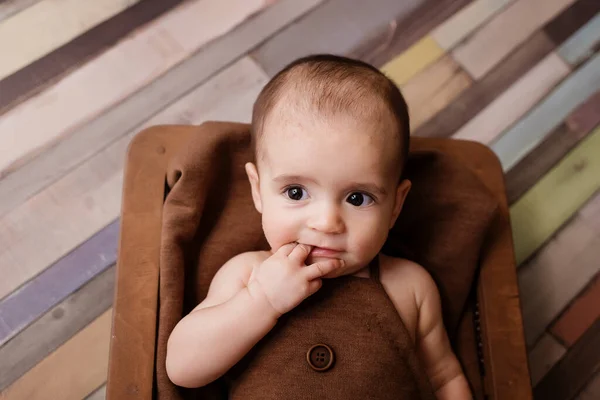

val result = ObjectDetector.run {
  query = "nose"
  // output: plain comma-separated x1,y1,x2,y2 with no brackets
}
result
307,202,345,234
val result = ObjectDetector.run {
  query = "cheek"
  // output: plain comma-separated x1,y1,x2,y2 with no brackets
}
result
346,210,391,258
260,201,301,250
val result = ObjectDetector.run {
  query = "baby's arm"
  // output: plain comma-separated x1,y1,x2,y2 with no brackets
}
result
166,252,278,388
415,270,473,400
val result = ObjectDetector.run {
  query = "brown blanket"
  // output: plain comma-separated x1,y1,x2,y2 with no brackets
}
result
156,122,499,399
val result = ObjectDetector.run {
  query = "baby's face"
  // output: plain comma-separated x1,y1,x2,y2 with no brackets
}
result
246,115,411,277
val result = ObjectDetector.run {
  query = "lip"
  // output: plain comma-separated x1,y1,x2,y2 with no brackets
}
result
310,247,342,257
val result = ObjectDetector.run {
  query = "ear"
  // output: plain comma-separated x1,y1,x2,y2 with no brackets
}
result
245,162,263,214
389,179,411,229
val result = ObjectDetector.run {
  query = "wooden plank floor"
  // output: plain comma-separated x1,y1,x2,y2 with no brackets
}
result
0,0,599,398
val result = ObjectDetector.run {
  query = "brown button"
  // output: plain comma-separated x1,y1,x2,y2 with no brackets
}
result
307,344,334,372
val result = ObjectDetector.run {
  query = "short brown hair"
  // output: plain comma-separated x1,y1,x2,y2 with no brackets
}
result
251,54,410,176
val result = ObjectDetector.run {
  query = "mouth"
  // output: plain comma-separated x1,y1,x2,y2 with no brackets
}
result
310,246,343,257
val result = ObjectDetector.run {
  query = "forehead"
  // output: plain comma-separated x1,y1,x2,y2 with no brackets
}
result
259,114,400,183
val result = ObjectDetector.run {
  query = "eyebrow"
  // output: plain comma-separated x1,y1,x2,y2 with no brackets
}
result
272,174,388,196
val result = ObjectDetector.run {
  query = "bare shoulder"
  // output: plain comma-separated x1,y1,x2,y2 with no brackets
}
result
378,254,439,341
191,250,270,312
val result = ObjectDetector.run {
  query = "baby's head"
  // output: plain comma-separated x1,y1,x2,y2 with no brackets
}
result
246,54,412,277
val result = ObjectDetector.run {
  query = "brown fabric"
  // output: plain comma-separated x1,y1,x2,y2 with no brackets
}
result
156,122,498,399
227,258,436,399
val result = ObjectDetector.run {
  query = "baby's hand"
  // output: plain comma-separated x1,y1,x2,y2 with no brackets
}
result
247,243,343,317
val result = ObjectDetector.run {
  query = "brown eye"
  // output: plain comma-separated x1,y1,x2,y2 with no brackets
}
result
285,186,308,201
346,192,374,207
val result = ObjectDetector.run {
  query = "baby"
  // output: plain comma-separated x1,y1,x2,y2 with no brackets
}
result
166,54,472,399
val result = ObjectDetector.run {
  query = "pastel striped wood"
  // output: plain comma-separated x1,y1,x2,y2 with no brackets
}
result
517,191,600,346
0,266,115,390
0,0,267,179
251,0,424,77
510,126,600,265
431,0,515,50
580,189,600,233
0,57,268,304
0,0,42,22
453,53,570,143
400,55,472,129
544,0,600,46
0,0,185,114
86,385,106,400
0,0,315,218
0,0,140,81
414,31,555,138
451,0,576,79
492,53,600,170
527,333,566,386
557,12,600,66
551,274,600,346
0,310,112,400
577,372,600,400
0,220,118,347
534,319,600,399
506,90,600,203
381,36,444,86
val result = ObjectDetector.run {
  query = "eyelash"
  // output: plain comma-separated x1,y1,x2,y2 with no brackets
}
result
282,185,377,206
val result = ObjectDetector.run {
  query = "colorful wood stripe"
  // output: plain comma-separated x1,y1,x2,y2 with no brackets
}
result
414,30,555,138
492,52,600,170
543,0,600,46
431,0,515,50
0,220,118,347
85,385,106,400
451,0,576,79
0,0,184,114
250,0,425,77
0,309,112,400
400,55,472,129
0,56,268,308
534,319,600,399
506,90,600,204
0,0,267,179
0,266,115,390
0,0,312,218
453,52,569,143
557,12,600,66
0,0,42,22
511,126,600,265
551,274,600,347
577,372,600,400
528,333,566,386
381,36,444,86
0,0,140,82
517,189,600,346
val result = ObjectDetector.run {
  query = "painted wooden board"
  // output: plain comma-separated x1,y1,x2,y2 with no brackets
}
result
510,126,600,265
0,0,185,114
0,0,42,22
381,36,445,86
85,385,106,400
451,0,577,79
577,371,600,400
506,90,600,204
0,56,268,304
551,274,600,347
431,0,515,50
558,12,600,66
400,55,472,129
414,31,555,138
527,333,566,386
0,220,118,347
544,0,600,46
0,0,268,180
0,0,315,218
534,319,600,400
492,53,600,170
250,0,425,77
453,52,570,143
0,266,115,390
517,192,600,346
348,0,471,68
0,0,140,81
0,309,112,400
